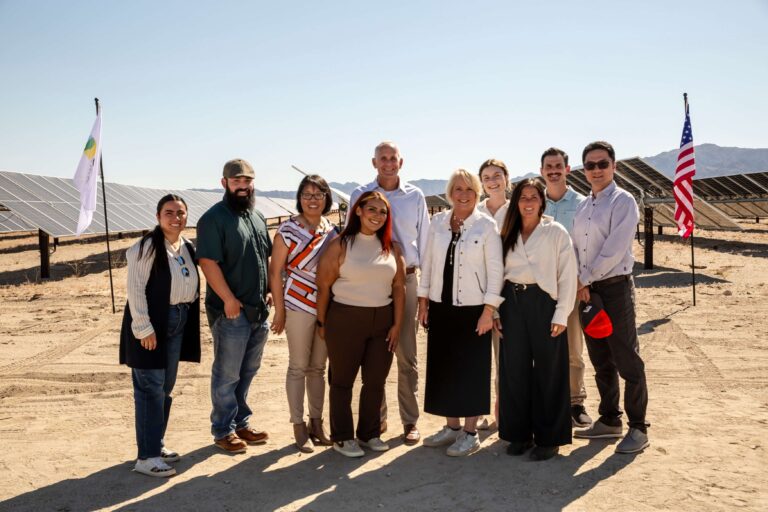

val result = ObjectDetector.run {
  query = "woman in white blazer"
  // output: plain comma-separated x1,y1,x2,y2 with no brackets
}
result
417,169,504,457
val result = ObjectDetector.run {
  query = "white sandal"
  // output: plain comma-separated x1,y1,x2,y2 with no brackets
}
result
134,457,176,478
161,447,180,463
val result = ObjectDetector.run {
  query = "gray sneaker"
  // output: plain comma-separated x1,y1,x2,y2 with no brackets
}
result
333,440,365,458
423,426,461,447
446,432,480,457
574,419,623,439
615,428,650,454
358,437,390,452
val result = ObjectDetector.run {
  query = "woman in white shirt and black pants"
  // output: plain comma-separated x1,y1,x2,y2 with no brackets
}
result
498,178,577,461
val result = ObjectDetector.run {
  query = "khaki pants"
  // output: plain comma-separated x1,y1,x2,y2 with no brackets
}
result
381,272,420,426
285,309,328,424
567,298,587,405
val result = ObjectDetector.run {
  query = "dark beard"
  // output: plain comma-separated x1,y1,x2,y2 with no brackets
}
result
224,187,255,213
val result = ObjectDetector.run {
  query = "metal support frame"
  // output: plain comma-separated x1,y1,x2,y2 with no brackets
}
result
644,207,654,270
39,229,50,279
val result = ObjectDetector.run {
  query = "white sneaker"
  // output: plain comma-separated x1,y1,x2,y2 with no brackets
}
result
333,440,365,458
423,426,461,447
358,437,390,452
446,432,480,457
134,457,176,478
160,447,180,463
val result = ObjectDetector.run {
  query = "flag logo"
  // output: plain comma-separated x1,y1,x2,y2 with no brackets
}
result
84,136,97,160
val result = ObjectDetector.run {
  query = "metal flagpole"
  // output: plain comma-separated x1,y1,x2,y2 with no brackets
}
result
684,92,696,306
95,98,116,314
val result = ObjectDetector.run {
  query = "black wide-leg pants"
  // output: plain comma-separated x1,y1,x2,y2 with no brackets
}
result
498,282,572,447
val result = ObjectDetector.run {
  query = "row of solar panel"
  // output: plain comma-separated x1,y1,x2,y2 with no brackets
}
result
0,171,298,237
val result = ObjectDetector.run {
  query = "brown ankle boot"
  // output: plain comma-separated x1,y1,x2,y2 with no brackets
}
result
308,418,332,446
293,423,314,453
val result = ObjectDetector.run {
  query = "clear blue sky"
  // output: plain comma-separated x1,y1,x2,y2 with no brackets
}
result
1,0,766,191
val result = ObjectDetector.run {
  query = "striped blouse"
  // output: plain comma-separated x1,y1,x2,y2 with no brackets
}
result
126,236,199,339
277,216,338,315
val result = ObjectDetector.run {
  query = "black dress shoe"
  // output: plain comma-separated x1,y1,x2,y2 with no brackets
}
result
529,445,559,461
571,405,593,428
506,440,534,456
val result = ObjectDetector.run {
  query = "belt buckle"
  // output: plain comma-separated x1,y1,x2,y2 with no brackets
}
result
515,283,527,291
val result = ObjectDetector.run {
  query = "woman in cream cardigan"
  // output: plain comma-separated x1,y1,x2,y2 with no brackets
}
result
497,178,577,461
418,169,504,457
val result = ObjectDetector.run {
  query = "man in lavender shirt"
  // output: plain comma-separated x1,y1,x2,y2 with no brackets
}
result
572,141,649,454
540,147,591,428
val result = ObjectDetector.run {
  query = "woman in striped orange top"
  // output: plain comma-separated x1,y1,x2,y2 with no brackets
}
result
269,175,339,452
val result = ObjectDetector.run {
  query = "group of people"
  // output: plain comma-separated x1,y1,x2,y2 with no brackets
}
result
120,140,650,477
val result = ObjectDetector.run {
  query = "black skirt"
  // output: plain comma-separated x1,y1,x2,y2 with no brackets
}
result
424,300,491,417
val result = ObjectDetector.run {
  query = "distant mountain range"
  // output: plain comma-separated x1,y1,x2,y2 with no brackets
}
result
196,144,767,198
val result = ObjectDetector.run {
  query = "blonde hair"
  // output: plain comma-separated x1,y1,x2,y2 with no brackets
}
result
445,169,482,207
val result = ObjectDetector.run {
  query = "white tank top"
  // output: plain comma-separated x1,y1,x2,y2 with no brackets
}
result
332,233,396,307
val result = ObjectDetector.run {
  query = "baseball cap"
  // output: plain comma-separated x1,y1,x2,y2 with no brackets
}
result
223,159,255,179
580,292,613,339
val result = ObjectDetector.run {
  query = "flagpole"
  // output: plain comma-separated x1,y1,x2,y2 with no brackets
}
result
684,92,697,306
95,98,116,314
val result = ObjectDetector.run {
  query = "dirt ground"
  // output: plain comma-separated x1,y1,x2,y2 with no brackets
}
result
0,220,766,511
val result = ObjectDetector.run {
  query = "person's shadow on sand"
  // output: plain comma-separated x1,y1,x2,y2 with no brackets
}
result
40,431,638,512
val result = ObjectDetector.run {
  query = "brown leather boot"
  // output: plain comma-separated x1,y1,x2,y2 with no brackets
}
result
293,422,314,453
308,418,332,446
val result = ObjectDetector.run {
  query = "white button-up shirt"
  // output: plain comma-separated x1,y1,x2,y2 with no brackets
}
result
349,178,430,268
503,216,577,326
572,181,639,286
418,209,504,307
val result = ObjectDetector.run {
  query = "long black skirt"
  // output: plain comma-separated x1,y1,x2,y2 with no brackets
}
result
424,300,491,417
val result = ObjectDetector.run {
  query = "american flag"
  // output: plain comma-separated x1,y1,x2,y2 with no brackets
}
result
674,102,696,238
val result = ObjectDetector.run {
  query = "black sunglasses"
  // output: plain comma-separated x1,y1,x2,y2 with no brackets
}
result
584,160,611,171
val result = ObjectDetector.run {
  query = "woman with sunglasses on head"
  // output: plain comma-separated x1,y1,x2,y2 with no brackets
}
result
476,158,510,429
315,191,406,457
418,169,504,457
120,194,200,478
269,175,338,452
497,178,577,461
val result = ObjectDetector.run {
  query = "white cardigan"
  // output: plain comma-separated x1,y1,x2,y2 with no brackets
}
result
417,209,504,307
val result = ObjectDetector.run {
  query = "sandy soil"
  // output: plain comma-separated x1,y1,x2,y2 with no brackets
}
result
0,221,766,511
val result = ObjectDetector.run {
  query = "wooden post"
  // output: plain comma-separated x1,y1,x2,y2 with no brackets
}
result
644,207,654,270
39,229,50,279
657,225,663,235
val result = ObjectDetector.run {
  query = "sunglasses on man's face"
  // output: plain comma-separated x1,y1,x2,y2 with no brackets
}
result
584,160,612,171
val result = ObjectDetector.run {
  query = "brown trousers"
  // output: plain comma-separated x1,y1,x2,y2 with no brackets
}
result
325,301,394,442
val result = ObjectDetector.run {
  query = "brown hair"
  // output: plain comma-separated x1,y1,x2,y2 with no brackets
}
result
500,179,546,254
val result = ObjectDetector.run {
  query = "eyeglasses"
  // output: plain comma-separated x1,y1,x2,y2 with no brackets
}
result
300,192,326,200
174,255,190,277
584,160,611,171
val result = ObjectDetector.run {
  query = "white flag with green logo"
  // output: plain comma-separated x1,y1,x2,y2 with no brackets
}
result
73,110,102,235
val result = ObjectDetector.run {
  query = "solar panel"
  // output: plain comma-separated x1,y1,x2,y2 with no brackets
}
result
0,170,297,237
691,171,768,219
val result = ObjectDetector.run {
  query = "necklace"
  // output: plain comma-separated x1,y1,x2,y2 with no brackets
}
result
448,230,461,266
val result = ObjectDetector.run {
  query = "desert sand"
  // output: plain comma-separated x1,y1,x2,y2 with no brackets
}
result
0,221,766,511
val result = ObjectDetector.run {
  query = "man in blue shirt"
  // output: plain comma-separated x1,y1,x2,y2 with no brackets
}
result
572,141,649,454
349,141,430,445
540,147,591,429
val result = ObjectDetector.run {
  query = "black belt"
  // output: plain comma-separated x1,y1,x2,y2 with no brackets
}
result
590,274,630,289
170,302,192,309
506,281,539,292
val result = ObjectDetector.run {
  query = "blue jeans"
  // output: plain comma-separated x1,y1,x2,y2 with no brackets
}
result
132,304,187,459
210,311,268,440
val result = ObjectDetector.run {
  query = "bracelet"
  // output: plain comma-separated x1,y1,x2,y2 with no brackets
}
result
316,320,325,328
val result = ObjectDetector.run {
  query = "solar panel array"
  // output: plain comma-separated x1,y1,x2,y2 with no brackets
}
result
693,171,768,219
0,171,297,237
559,158,741,231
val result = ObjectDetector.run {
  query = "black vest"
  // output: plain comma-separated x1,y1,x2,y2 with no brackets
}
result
119,240,201,369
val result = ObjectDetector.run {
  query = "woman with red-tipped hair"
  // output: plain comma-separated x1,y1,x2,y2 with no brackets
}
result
315,191,407,458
